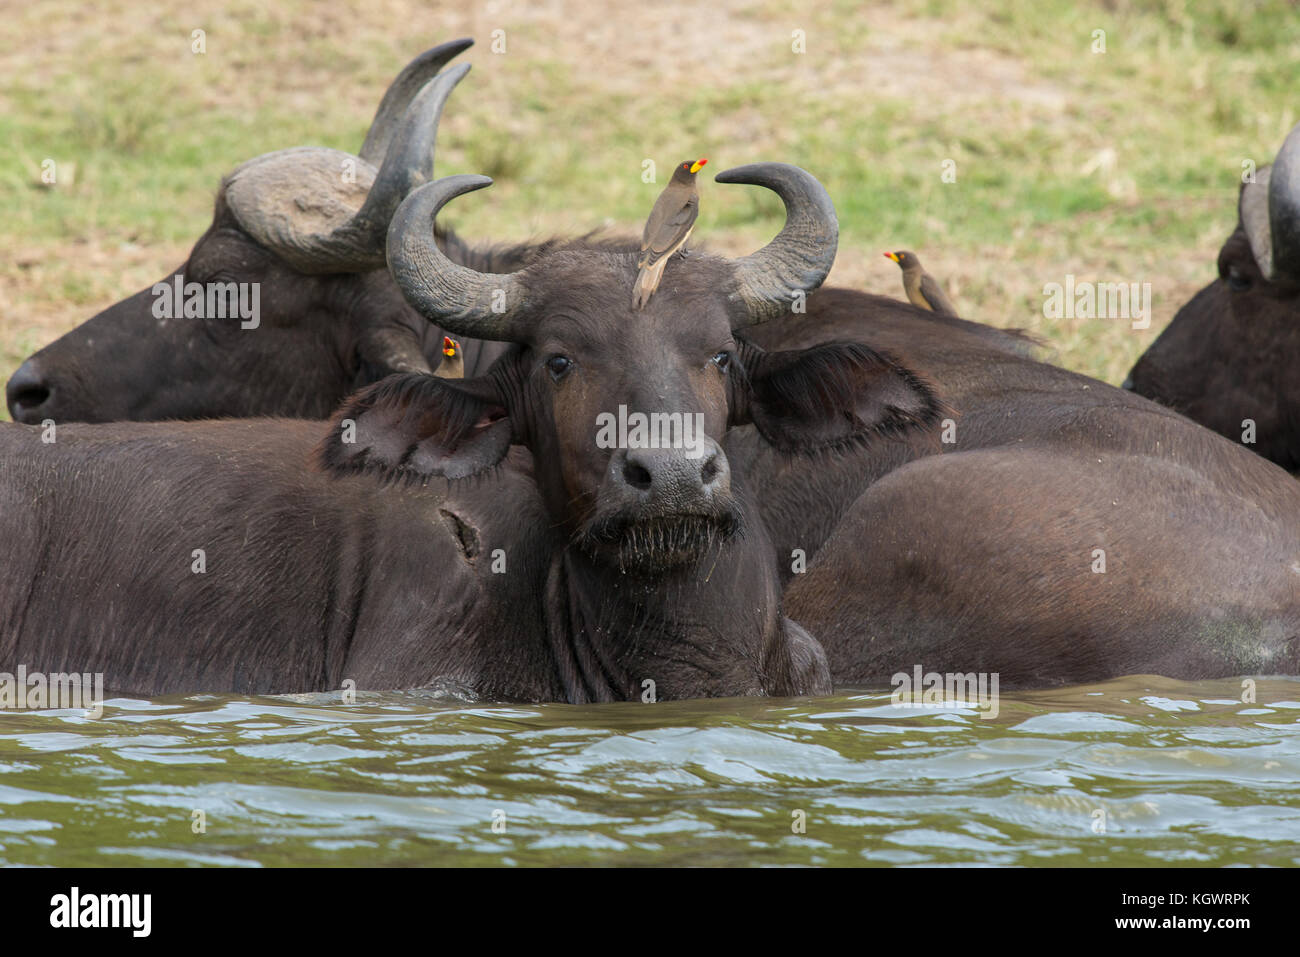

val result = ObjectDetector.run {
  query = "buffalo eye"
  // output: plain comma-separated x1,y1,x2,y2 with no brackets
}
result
711,351,731,372
1225,267,1252,292
546,355,573,381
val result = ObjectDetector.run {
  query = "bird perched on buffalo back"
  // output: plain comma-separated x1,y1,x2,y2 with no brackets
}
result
633,158,707,308
885,250,958,316
435,336,463,379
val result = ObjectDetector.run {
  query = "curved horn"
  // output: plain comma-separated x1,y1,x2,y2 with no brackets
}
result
714,163,838,326
1269,122,1300,281
388,175,532,342
359,38,473,165
227,63,470,273
1240,164,1274,278
356,325,434,377
334,63,471,261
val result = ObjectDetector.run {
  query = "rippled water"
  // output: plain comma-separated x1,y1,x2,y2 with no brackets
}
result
1,676,1297,866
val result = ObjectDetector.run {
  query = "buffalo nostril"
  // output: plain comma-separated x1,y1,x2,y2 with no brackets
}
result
622,459,653,491
6,361,52,419
1120,376,1134,391
11,384,51,409
699,454,720,485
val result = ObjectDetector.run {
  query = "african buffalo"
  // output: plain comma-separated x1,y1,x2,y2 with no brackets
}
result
1125,122,1300,473
785,412,1300,685
732,294,1300,685
320,164,948,702
736,302,1300,685
5,40,524,425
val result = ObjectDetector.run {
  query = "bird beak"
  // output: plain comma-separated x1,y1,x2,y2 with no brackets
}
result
443,336,458,358
689,158,707,174
884,252,900,263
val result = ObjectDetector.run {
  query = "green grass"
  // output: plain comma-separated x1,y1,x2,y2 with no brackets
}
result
3,0,1300,416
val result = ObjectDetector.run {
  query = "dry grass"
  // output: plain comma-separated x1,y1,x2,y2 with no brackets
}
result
3,0,1299,410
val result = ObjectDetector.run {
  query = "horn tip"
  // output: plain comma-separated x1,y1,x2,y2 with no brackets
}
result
713,161,801,186
431,37,475,56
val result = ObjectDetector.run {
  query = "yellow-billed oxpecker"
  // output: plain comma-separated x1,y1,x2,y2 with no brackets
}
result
885,250,958,316
435,336,463,379
633,158,707,308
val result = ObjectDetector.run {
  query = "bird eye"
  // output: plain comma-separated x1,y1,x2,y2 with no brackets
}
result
1226,268,1251,292
546,355,573,380
711,351,731,372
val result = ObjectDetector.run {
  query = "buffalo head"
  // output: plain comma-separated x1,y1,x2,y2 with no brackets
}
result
1125,122,1300,472
324,165,940,572
6,40,499,424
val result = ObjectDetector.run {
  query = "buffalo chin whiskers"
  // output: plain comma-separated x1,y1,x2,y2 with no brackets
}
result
577,513,741,575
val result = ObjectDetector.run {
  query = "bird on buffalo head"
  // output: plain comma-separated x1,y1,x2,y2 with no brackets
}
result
435,336,463,378
885,250,958,316
633,158,707,308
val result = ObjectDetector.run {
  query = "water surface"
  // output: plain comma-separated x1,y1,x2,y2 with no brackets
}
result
1,675,1297,866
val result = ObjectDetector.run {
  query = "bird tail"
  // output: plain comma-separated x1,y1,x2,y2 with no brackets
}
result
632,259,667,309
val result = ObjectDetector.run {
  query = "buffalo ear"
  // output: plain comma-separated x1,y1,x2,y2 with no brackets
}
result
319,372,511,480
734,340,943,453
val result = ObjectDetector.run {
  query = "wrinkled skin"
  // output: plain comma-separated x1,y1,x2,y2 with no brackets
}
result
1125,226,1300,472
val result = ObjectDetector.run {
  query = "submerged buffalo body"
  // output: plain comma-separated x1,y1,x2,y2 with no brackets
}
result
734,292,1300,684
1125,122,1300,472
782,382,1300,685
0,421,555,697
